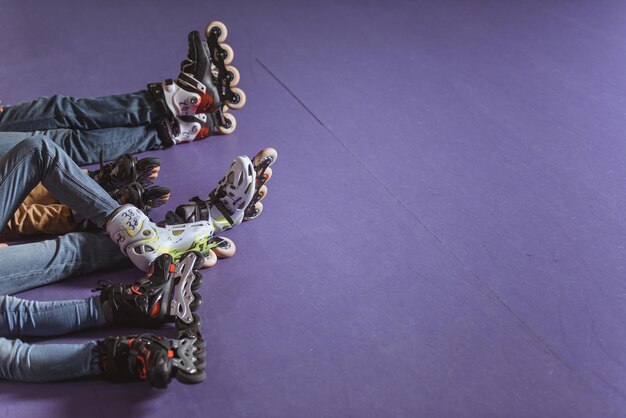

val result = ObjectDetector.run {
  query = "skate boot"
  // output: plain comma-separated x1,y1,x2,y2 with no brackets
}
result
95,330,206,388
160,154,255,232
90,153,161,192
162,148,277,229
96,251,205,331
113,182,171,215
147,23,245,144
106,204,220,271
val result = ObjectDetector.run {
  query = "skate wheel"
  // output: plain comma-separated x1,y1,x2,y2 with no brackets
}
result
225,65,240,86
219,43,234,65
176,368,207,385
226,87,246,110
244,202,264,221
258,185,268,202
212,236,236,258
253,148,278,168
191,272,203,291
203,249,218,268
263,167,273,182
176,312,202,332
206,21,228,43
190,291,202,311
218,113,237,135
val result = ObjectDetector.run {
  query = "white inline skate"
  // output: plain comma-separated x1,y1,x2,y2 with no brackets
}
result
106,204,235,271
160,148,277,231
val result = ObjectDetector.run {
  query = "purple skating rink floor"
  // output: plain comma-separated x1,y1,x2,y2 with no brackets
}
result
2,0,626,416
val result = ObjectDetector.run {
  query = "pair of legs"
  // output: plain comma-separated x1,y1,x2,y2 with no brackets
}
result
0,134,273,385
0,21,247,165
0,91,168,165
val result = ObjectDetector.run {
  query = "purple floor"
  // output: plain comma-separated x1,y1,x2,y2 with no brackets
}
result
2,0,626,416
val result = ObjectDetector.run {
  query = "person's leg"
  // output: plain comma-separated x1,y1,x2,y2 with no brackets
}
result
0,135,120,228
0,125,167,166
0,295,106,337
0,232,128,295
0,337,99,382
0,91,163,132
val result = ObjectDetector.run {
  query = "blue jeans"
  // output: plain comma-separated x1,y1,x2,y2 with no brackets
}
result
0,295,105,381
0,135,127,382
0,91,169,165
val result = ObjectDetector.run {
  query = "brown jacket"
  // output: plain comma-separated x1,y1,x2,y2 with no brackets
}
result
0,183,77,240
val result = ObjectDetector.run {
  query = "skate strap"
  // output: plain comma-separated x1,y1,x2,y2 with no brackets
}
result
147,82,180,142
205,192,235,226
177,72,203,93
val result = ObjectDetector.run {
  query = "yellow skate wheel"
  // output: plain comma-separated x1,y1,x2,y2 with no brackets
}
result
206,21,228,43
226,87,246,110
218,113,237,135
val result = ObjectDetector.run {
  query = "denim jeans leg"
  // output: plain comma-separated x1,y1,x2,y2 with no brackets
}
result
0,295,107,337
0,135,120,227
0,124,167,165
0,91,163,131
0,232,128,295
0,338,99,381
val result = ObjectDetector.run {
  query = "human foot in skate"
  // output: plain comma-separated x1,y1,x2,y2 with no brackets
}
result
160,153,256,233
161,148,277,229
114,182,171,215
96,330,206,388
96,251,205,332
147,21,245,144
107,204,236,271
90,153,161,192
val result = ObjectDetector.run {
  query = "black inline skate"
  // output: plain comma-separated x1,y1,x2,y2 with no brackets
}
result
161,148,277,229
90,153,170,214
96,251,205,331
95,330,206,388
114,182,171,215
90,153,161,191
148,21,246,144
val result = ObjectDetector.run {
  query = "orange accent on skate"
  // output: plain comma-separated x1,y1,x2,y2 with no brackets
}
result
169,263,176,273
131,285,142,295
128,338,136,347
168,350,174,359
199,93,215,111
151,300,161,317
137,356,147,380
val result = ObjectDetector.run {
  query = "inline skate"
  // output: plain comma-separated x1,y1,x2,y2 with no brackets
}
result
96,251,205,331
96,330,206,388
148,21,246,144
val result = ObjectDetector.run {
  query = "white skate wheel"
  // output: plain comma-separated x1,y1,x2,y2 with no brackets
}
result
218,113,237,135
225,65,240,86
253,147,278,167
244,202,264,222
258,185,268,202
212,237,236,259
226,87,246,110
203,249,218,268
206,21,228,43
262,167,273,182
220,43,234,65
